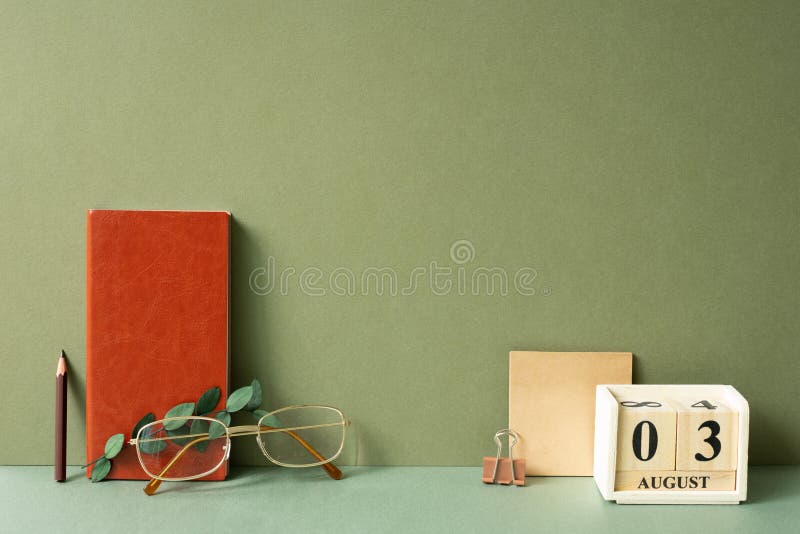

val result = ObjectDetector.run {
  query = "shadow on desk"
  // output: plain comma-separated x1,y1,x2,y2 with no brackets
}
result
151,465,362,496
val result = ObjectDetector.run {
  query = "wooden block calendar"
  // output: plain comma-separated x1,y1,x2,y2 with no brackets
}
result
594,385,749,504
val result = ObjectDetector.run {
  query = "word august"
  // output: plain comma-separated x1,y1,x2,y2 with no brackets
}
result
637,475,712,490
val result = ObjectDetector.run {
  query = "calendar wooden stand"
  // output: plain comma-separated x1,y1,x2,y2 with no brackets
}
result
593,385,749,504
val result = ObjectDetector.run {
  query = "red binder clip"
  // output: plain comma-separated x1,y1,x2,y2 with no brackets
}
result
482,429,525,486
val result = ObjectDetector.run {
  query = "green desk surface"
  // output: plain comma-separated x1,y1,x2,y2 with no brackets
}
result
1,466,797,533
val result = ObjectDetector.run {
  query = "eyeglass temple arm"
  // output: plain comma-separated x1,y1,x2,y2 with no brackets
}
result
270,426,344,481
143,435,208,496
142,425,343,496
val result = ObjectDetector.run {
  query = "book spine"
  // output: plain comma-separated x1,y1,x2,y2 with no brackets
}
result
85,210,94,475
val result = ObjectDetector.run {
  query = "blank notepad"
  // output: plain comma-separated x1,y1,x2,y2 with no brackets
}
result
509,351,632,476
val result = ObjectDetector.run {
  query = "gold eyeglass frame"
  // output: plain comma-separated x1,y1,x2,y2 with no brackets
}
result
128,404,348,495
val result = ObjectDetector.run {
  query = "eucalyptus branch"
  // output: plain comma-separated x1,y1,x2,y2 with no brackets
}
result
81,455,104,470
88,379,264,482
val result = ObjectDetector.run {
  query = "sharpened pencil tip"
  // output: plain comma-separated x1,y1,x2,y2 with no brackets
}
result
57,351,67,375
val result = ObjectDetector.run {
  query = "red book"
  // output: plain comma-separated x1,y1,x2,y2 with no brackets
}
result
86,210,230,480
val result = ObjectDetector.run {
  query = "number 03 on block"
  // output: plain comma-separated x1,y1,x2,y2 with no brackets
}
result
594,385,749,504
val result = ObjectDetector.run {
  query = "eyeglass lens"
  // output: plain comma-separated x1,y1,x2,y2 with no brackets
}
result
137,417,228,480
257,406,345,466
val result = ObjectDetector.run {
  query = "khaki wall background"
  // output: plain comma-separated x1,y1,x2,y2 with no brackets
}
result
1,1,798,466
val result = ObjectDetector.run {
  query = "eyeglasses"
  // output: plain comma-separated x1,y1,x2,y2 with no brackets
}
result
128,404,348,495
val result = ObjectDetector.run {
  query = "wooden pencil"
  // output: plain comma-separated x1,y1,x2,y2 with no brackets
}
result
55,350,67,482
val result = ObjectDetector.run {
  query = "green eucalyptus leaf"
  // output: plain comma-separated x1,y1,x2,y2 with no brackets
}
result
226,386,253,412
139,427,167,454
132,413,155,440
208,425,226,441
91,457,111,482
103,433,125,460
163,402,195,430
214,410,231,426
196,386,221,416
245,379,262,410
190,419,210,452
190,418,210,434
167,426,190,446
260,414,283,429
252,409,267,422
209,412,229,440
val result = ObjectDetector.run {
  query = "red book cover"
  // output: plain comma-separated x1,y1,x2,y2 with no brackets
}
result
86,210,230,480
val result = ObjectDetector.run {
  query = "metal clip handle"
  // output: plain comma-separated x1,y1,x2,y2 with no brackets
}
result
491,429,520,484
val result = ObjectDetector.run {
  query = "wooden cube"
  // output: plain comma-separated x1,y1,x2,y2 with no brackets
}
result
616,399,676,471
673,398,738,471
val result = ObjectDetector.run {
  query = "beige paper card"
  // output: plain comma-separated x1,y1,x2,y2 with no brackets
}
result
509,351,632,476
